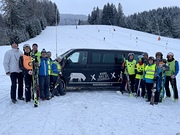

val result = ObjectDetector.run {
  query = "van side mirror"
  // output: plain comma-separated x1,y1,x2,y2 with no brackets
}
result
66,59,72,64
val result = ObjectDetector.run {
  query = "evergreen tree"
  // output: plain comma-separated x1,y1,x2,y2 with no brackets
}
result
117,3,125,27
1,0,60,44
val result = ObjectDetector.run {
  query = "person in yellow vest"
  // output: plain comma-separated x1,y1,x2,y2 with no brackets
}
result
165,52,179,101
144,56,156,102
120,53,136,93
19,44,32,102
135,55,145,97
31,43,41,62
51,56,66,97
39,49,51,100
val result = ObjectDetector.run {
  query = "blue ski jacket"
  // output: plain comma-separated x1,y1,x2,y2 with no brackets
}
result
39,57,51,76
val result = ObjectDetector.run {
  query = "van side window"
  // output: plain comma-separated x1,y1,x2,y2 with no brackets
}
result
67,51,88,64
103,53,115,64
92,53,101,63
117,54,125,64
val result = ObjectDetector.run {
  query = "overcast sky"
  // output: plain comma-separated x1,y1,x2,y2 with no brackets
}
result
50,0,180,16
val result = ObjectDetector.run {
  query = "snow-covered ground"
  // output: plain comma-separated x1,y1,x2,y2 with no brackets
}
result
0,25,180,135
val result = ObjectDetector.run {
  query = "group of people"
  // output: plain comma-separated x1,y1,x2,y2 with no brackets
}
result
3,41,65,104
120,51,179,104
3,41,179,105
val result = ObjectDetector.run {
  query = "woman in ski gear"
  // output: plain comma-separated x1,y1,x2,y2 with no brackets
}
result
144,56,156,103
51,56,66,96
19,44,32,102
154,52,169,103
135,55,145,97
120,53,136,93
38,49,51,100
165,52,179,100
3,41,24,103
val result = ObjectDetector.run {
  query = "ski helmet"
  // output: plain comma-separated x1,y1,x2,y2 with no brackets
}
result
138,55,144,63
155,52,163,59
167,52,174,58
128,53,134,57
148,56,154,62
23,44,31,49
167,52,174,56
142,52,148,57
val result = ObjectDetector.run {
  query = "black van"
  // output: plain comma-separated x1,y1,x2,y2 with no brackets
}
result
60,49,144,89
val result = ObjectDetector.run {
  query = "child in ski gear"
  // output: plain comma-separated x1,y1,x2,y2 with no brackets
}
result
165,52,179,100
47,51,52,61
38,49,51,100
3,41,24,103
19,44,32,102
135,55,145,97
144,56,156,103
51,56,66,96
120,53,136,94
47,51,53,93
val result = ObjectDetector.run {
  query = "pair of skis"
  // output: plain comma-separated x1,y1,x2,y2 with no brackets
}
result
150,82,156,105
31,53,39,107
124,67,133,98
120,54,133,98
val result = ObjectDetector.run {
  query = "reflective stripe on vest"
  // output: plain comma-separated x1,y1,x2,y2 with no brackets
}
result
23,55,32,70
165,60,175,76
126,60,136,75
145,64,156,79
51,61,61,76
47,60,51,75
135,63,144,79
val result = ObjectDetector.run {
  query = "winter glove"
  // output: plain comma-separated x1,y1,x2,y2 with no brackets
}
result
138,71,143,75
171,75,176,79
28,70,33,75
6,72,10,76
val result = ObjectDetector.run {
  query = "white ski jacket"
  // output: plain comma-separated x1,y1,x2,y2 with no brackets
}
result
3,48,23,74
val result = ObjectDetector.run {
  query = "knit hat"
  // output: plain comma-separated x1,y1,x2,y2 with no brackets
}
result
41,48,46,54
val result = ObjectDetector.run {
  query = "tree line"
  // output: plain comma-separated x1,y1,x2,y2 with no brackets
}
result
0,0,60,45
88,3,180,38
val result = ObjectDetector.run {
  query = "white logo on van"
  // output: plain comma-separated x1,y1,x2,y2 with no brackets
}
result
97,72,110,81
111,72,116,79
90,74,96,81
70,73,86,82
